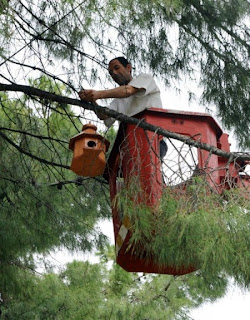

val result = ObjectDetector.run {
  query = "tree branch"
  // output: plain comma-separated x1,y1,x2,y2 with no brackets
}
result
0,127,68,144
0,130,70,169
7,58,78,92
18,1,107,69
0,82,250,162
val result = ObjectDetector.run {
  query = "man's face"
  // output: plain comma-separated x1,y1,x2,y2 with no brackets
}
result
108,59,132,85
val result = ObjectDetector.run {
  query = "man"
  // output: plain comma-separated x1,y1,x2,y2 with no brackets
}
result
78,57,167,157
79,57,162,124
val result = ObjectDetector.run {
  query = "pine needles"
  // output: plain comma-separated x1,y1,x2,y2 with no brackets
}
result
116,177,250,287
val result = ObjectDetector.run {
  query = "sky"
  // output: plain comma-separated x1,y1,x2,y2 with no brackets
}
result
191,289,250,320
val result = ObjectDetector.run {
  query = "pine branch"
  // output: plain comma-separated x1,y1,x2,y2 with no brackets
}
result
7,59,78,93
0,130,70,169
1,82,250,162
18,1,107,69
189,0,250,51
49,177,109,188
0,0,88,67
0,127,68,144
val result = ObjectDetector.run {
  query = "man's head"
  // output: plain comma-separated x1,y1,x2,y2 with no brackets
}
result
108,57,133,85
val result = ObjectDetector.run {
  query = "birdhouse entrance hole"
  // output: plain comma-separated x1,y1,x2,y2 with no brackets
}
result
87,140,97,148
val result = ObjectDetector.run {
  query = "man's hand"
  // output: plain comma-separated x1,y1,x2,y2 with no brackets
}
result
79,85,144,102
78,89,100,102
78,89,108,120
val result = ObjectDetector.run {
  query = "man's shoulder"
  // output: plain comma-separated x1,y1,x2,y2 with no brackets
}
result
130,73,156,86
134,73,154,80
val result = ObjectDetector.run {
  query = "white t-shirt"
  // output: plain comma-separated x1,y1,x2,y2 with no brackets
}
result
104,73,162,127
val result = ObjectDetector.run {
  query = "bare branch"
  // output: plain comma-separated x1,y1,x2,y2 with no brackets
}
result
0,130,70,169
0,127,68,144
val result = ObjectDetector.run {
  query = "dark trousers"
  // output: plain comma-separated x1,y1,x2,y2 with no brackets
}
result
160,139,168,160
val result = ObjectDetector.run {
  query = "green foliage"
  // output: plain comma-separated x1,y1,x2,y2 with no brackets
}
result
116,177,250,287
0,0,9,15
0,83,110,306
0,248,230,320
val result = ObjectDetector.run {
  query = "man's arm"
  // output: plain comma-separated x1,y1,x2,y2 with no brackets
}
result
78,85,144,102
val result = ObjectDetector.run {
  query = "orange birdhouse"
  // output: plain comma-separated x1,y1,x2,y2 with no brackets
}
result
69,123,110,177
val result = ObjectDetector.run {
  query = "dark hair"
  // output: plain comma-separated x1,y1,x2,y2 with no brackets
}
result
109,56,130,67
